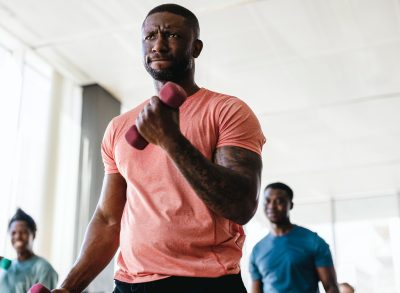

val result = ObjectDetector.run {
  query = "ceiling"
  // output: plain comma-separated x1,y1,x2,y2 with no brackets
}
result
1,0,400,202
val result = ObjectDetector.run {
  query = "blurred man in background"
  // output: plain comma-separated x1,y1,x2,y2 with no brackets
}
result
0,208,58,293
249,182,339,293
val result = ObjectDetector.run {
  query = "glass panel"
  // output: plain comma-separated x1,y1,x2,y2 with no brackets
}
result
13,63,52,213
334,195,400,293
0,45,22,255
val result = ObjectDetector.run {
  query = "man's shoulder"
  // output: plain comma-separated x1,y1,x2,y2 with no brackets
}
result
292,225,318,237
292,225,328,248
253,233,273,251
31,256,56,272
200,88,245,107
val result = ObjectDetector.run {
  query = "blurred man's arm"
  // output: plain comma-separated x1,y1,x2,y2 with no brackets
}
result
52,173,126,293
251,280,262,293
317,266,340,293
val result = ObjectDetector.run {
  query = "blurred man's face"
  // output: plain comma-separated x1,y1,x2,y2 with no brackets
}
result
9,221,34,254
263,188,292,224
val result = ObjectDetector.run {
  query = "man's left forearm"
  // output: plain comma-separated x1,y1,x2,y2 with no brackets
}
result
162,133,262,225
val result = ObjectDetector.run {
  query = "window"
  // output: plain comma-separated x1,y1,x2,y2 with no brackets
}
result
0,30,82,281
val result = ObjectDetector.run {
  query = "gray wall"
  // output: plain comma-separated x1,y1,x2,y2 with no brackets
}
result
75,84,121,292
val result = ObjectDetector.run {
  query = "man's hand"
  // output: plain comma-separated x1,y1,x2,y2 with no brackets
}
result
136,96,180,149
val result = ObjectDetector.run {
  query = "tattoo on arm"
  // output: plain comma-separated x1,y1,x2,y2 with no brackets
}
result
166,135,262,224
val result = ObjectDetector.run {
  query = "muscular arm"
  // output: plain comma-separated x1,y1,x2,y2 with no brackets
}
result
317,266,340,293
165,137,262,225
137,96,262,225
251,280,262,293
53,173,127,293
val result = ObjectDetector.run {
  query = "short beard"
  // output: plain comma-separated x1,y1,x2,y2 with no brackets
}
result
145,58,192,82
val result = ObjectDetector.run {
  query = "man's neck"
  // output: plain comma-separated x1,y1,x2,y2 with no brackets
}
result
270,220,293,236
154,78,200,97
17,250,34,261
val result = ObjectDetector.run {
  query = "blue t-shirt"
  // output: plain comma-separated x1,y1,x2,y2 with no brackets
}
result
249,225,333,293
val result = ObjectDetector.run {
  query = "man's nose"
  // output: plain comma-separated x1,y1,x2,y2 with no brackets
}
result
152,34,168,53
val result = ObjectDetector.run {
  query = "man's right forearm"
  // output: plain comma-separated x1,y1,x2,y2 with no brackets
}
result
60,211,120,292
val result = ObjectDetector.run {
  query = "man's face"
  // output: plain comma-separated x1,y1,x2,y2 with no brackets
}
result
142,12,196,82
9,220,34,253
263,188,293,224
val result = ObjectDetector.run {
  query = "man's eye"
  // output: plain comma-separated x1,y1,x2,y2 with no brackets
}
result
145,34,155,40
168,33,178,38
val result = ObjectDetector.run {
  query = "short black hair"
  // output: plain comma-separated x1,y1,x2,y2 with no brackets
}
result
8,208,37,235
144,3,200,38
265,182,294,201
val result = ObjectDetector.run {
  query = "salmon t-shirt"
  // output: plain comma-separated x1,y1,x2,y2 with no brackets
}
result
101,88,266,283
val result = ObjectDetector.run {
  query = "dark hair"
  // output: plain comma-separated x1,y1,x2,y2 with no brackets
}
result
8,208,37,235
265,182,294,201
144,3,200,38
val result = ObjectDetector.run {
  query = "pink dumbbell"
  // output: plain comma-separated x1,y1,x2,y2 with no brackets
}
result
28,283,50,293
125,82,187,150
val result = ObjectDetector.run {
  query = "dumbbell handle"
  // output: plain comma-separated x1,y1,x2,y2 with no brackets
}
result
125,82,187,150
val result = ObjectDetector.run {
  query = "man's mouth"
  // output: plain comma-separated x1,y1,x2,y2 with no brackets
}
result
152,58,170,61
13,240,25,248
149,55,172,62
151,59,172,63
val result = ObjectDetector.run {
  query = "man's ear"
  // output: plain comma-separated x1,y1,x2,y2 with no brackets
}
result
290,202,294,210
192,39,203,58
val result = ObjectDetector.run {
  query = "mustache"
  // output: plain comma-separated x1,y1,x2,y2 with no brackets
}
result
147,54,173,63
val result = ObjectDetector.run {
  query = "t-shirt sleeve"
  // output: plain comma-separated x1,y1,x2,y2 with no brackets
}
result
249,248,262,281
314,235,334,267
38,267,58,290
101,119,119,174
216,97,266,155
35,260,58,290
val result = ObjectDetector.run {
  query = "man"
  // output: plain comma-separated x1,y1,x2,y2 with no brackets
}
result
53,4,265,293
0,208,58,292
339,282,355,293
249,182,339,293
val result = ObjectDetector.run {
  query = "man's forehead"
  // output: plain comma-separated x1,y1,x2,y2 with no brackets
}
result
10,220,29,229
143,12,186,29
264,188,288,198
